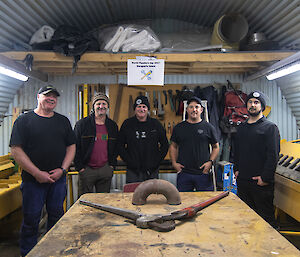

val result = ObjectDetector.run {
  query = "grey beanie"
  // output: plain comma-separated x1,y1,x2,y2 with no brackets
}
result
92,92,109,107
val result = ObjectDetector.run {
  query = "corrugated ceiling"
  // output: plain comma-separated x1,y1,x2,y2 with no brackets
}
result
0,0,299,51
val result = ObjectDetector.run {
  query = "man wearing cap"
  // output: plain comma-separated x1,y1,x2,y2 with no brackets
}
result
74,92,118,194
170,96,219,191
118,95,169,183
233,91,280,228
9,85,76,256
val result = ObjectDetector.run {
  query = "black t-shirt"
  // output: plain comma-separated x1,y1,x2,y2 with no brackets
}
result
170,120,218,174
9,111,76,181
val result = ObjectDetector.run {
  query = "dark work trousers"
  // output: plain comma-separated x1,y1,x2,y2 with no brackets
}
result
126,168,159,183
20,175,66,257
79,163,113,194
177,171,213,192
237,179,277,228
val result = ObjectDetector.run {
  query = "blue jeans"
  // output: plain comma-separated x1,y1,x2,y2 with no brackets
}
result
177,172,213,192
20,176,66,256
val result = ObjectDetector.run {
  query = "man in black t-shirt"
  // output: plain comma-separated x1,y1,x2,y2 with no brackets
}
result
118,96,169,183
9,85,76,257
170,96,219,191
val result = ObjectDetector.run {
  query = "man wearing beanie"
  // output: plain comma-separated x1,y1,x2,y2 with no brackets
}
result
170,96,219,191
233,91,280,228
74,92,118,194
118,95,169,183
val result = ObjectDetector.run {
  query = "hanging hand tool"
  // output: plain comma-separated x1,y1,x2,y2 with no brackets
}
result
145,91,150,101
171,121,175,135
113,84,125,123
175,90,181,115
152,90,158,116
80,191,229,232
167,90,175,111
128,95,134,117
157,91,165,119
163,90,168,105
153,90,158,108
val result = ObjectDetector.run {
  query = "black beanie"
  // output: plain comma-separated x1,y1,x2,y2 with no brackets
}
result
133,96,150,110
245,91,266,111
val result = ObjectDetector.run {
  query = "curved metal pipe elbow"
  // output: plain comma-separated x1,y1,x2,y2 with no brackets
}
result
132,179,181,205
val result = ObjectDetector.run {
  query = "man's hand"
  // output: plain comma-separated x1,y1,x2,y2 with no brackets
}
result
252,176,268,186
35,170,55,183
49,168,64,181
200,161,212,174
234,171,239,178
79,168,85,173
173,162,184,173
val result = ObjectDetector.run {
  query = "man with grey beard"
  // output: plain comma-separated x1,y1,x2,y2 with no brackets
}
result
74,93,118,194
233,91,280,228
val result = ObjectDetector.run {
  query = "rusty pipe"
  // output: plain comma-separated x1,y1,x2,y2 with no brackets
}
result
132,179,181,205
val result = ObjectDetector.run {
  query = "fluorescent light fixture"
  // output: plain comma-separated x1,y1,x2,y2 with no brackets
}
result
266,61,300,80
0,65,28,81
246,51,300,81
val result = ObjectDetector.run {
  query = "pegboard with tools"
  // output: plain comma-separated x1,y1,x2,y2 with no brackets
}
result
135,85,184,139
77,83,235,140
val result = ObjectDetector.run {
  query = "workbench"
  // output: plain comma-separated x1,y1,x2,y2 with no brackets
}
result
27,192,300,257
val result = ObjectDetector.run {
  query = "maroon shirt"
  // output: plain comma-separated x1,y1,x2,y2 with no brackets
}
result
88,124,108,168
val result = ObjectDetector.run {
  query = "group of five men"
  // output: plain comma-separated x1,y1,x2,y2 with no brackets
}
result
9,85,280,256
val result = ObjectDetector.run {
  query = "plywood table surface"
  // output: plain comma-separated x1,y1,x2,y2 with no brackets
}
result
27,192,300,257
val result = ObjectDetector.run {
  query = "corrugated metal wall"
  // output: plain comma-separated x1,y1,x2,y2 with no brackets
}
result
0,73,297,155
242,76,298,141
276,70,300,129
0,74,23,121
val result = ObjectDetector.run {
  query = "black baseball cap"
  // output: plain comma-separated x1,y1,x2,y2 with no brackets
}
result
38,85,60,96
187,96,202,106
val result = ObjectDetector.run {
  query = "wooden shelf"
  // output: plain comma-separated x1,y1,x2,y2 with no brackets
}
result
0,51,295,76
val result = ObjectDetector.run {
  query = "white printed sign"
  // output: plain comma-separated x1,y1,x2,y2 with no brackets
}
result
127,58,165,85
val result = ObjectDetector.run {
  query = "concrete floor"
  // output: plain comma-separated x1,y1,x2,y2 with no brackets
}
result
0,209,22,257
0,237,19,257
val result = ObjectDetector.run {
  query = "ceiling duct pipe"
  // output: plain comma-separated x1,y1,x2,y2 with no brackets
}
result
211,13,248,51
